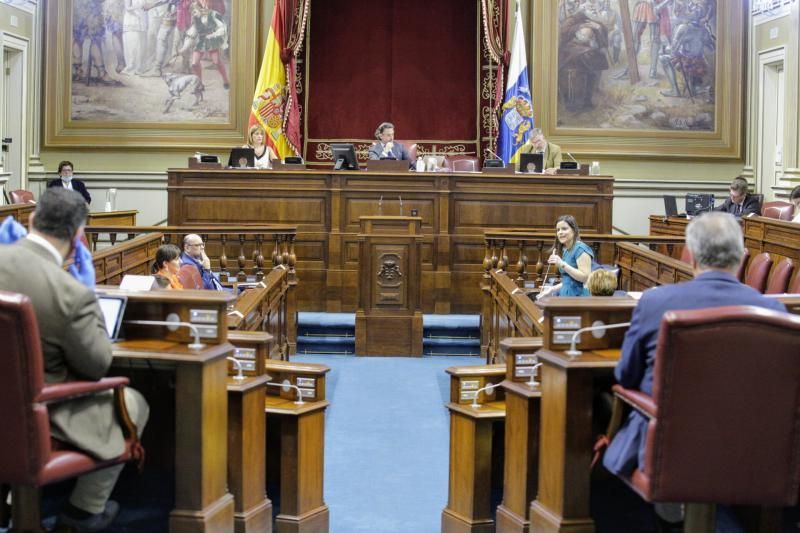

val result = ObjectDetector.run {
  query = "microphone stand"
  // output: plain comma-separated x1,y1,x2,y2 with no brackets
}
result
470,383,498,409
564,321,632,358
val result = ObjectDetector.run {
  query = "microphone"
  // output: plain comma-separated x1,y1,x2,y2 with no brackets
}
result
565,152,580,169
485,148,502,160
226,356,245,381
266,380,305,405
470,382,498,409
125,318,206,350
398,195,403,216
378,195,383,215
525,362,543,388
564,321,632,358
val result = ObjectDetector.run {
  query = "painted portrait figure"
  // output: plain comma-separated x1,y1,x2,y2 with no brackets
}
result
70,0,232,123
557,0,717,131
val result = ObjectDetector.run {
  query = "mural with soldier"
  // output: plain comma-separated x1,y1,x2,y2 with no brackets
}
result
557,0,716,131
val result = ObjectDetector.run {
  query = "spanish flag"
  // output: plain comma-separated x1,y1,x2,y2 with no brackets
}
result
249,1,300,158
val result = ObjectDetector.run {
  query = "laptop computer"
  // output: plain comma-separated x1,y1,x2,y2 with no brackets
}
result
518,152,544,173
97,294,127,341
228,147,255,168
663,195,685,217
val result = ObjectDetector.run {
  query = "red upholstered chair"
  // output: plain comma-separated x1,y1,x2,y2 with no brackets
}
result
608,306,800,532
0,291,142,531
789,269,800,294
744,252,772,292
765,258,794,294
679,246,692,264
9,189,35,204
736,248,749,282
761,200,795,221
442,155,480,172
399,141,417,161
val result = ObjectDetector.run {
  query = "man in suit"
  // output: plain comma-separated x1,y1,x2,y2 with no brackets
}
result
368,121,411,161
47,160,92,204
178,233,222,290
603,212,785,527
0,188,149,532
713,176,761,217
517,128,563,174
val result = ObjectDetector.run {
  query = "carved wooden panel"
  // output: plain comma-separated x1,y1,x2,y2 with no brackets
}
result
371,245,408,310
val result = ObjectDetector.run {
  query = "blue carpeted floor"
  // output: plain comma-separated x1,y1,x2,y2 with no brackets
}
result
293,354,480,533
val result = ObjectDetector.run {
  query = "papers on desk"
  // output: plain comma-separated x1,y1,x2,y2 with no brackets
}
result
626,291,643,300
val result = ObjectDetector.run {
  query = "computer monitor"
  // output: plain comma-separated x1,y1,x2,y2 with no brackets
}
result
663,195,679,217
518,152,543,173
228,147,255,168
685,193,715,216
331,143,359,170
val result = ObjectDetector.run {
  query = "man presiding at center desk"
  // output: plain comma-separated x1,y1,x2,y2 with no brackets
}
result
518,128,563,174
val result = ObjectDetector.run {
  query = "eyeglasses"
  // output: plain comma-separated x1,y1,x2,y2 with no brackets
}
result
187,242,205,248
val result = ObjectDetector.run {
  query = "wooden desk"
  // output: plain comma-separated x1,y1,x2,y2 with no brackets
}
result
88,209,138,226
528,298,635,532
648,215,688,259
227,374,272,533
529,349,619,533
113,341,235,532
496,338,543,533
264,361,330,533
616,242,693,291
442,364,506,533
88,233,163,284
167,168,614,314
0,203,34,228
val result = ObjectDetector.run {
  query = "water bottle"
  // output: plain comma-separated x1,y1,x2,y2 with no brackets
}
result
415,156,425,172
590,161,600,176
105,188,117,212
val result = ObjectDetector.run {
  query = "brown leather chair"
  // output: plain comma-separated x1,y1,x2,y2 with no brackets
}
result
9,189,35,204
761,200,795,221
0,291,142,531
744,252,772,292
736,248,749,282
765,258,794,294
397,141,417,161
609,306,800,531
442,155,480,172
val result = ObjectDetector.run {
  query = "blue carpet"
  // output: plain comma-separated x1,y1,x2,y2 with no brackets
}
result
293,354,480,533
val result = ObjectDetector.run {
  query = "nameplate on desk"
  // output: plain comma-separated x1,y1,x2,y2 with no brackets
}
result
515,366,538,377
515,354,538,365
298,387,316,399
296,377,315,387
553,316,582,329
460,379,480,391
190,309,219,324
233,347,256,360
553,331,579,344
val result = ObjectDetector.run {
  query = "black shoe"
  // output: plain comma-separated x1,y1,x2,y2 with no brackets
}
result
57,500,119,532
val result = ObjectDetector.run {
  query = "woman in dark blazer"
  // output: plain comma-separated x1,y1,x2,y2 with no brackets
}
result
47,160,91,204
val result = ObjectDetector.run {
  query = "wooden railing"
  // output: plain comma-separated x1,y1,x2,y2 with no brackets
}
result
615,242,693,290
0,203,35,228
84,225,297,284
482,268,544,363
227,266,295,357
483,231,684,289
75,232,164,285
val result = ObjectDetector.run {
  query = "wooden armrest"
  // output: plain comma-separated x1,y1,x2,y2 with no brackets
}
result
612,384,657,419
38,377,130,403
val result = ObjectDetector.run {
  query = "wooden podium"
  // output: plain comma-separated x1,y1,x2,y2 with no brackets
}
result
355,216,423,356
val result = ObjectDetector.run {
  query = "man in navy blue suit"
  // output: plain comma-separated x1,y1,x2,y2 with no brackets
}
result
367,122,411,161
603,213,786,521
47,160,91,204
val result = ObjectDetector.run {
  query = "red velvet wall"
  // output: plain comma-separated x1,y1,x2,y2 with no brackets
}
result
306,0,478,143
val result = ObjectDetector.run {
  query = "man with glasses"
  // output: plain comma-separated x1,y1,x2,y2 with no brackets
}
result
178,233,222,290
713,176,761,218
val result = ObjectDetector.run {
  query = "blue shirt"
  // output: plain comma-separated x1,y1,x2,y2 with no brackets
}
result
180,251,220,291
559,241,594,296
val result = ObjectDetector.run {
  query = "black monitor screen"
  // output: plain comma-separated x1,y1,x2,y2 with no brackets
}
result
228,148,255,168
331,143,359,170
685,193,715,216
518,152,543,173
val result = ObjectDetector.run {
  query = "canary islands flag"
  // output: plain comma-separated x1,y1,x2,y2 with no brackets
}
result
249,1,299,159
498,7,534,165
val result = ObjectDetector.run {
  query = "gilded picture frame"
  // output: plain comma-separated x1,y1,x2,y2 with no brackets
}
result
533,1,745,159
43,0,257,149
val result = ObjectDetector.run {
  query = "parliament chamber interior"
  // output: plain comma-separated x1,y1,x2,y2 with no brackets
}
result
1,0,799,532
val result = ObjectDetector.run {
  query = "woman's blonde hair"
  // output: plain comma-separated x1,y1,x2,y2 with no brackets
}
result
585,269,617,296
247,124,266,146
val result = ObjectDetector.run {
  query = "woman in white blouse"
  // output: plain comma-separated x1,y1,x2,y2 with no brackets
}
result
245,124,277,169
